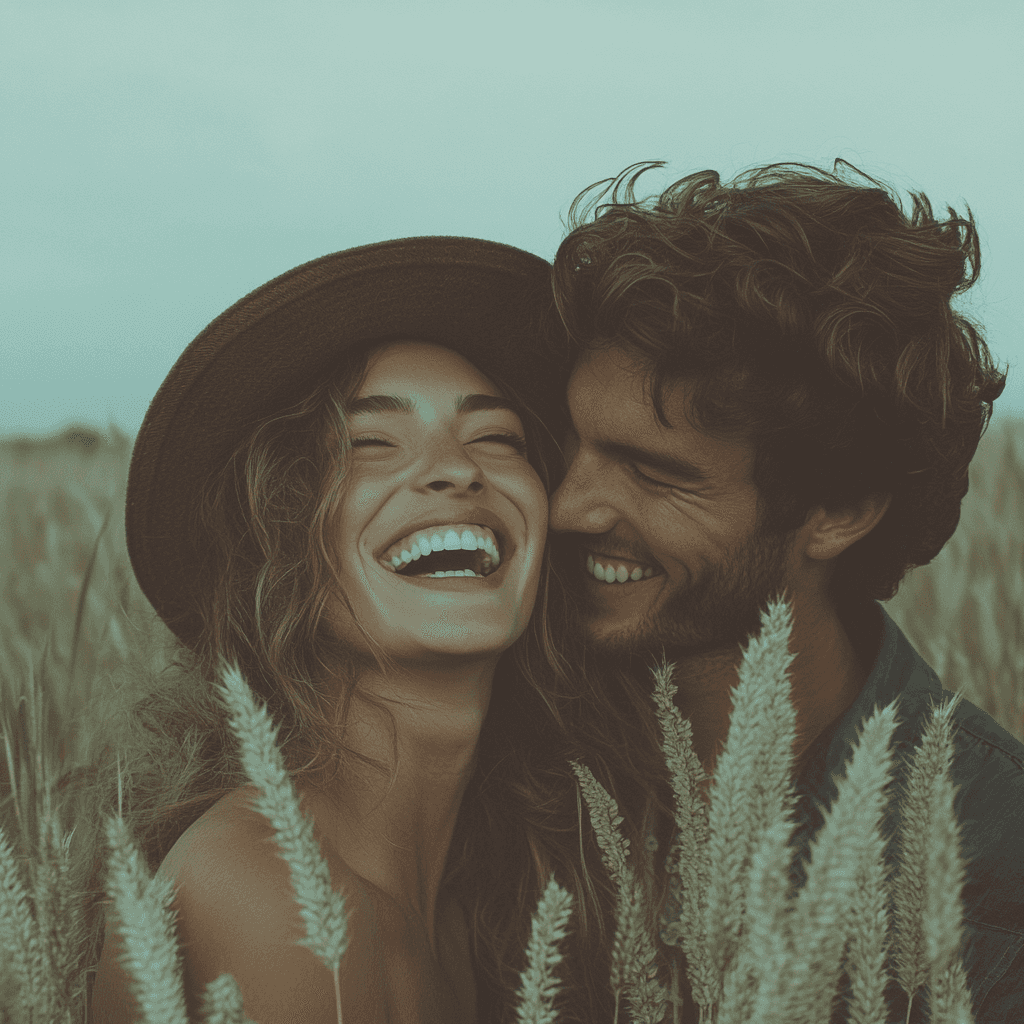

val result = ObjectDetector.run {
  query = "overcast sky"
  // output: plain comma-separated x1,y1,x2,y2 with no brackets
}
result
4,0,1022,438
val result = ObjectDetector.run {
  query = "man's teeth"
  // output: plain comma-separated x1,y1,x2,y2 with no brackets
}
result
586,552,656,584
380,524,501,574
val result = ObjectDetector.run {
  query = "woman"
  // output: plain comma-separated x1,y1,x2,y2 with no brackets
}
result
84,236,676,1024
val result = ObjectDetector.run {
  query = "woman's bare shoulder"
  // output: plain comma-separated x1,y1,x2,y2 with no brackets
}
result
90,785,392,1024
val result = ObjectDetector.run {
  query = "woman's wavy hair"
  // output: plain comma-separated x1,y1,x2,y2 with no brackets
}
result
550,159,1008,607
77,336,678,1023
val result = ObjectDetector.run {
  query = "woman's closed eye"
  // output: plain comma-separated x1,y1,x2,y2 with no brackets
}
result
350,433,528,455
350,436,396,448
472,432,528,455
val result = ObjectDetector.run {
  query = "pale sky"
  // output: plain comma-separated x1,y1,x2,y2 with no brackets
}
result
4,0,1022,438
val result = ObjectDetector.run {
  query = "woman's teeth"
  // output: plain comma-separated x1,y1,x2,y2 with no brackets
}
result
379,524,501,575
586,552,656,584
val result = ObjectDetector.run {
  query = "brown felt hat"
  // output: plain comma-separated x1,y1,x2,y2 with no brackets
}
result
125,235,569,647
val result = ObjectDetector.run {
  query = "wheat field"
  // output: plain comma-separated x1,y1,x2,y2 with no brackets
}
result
1,414,1020,1024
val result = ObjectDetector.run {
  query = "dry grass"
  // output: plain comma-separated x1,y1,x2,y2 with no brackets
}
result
570,596,974,1024
0,414,1019,1022
884,414,1024,744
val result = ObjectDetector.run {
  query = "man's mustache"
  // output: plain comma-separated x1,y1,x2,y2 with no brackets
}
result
549,531,660,568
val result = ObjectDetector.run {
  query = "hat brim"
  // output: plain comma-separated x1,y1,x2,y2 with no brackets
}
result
126,235,569,645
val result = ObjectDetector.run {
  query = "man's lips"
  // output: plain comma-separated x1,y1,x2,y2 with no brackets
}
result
581,547,664,573
585,549,657,566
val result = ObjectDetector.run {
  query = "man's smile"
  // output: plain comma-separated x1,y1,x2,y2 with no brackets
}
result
583,549,661,584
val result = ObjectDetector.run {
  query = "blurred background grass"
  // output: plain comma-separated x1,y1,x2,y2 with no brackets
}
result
884,416,1024,742
0,415,1020,1022
2,416,1022,808
1,416,1021,813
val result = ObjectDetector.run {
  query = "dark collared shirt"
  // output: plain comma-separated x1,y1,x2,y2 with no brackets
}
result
660,600,1023,1023
796,600,1023,1023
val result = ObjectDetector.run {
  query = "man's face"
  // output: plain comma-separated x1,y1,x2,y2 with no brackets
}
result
549,345,799,664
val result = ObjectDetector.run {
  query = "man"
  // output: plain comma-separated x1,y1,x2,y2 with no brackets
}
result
546,159,1022,1023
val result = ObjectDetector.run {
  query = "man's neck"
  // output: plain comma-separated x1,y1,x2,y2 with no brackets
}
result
671,593,874,798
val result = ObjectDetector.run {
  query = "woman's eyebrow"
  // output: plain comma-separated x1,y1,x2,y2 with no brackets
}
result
453,394,524,417
346,394,524,417
347,394,414,415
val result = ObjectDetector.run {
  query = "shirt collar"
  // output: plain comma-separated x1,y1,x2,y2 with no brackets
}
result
803,599,945,783
792,598,948,870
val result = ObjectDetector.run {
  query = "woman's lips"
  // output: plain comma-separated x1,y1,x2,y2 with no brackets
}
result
385,555,512,590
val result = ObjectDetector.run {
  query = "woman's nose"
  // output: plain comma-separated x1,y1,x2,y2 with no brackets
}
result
418,442,485,493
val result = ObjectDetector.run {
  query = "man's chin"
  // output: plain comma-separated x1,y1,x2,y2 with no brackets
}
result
581,615,678,665
579,604,766,666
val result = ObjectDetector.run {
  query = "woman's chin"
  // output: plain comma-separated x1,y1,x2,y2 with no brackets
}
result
371,623,522,666
399,633,516,663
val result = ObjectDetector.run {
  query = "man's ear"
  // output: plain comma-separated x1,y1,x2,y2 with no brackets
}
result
802,491,893,562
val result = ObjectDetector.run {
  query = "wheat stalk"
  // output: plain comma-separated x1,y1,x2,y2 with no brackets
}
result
0,824,50,1024
921,766,972,1024
639,594,976,1024
570,760,668,1024
32,794,79,1023
891,691,967,1022
214,660,349,1024
747,699,899,1024
29,803,58,1021
701,595,801,1014
0,595,986,1024
0,949,22,1024
843,797,893,1024
102,812,189,1024
197,973,259,1024
717,816,796,1024
515,874,575,1024
86,611,977,1024
648,660,715,1020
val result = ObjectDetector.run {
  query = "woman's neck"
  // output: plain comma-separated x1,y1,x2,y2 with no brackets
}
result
302,656,495,950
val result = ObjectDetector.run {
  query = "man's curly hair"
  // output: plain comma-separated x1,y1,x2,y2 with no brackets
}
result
550,159,1008,605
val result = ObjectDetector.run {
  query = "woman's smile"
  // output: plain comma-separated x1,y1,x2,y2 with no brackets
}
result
374,510,512,577
377,553,513,591
371,514,517,591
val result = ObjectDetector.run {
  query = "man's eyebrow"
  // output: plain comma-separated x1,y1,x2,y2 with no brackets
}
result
346,393,524,417
596,439,710,484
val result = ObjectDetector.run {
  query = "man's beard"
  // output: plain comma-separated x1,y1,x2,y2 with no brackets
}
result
578,522,797,668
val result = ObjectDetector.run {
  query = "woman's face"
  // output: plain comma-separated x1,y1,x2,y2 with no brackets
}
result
328,340,548,666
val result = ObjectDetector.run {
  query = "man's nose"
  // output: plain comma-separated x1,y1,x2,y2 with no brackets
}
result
549,449,616,534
